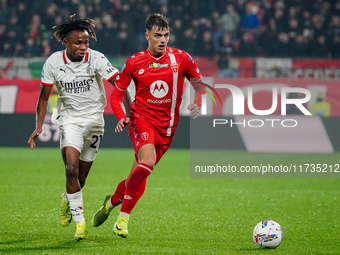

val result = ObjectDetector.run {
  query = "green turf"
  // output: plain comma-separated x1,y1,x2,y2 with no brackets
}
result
0,148,339,254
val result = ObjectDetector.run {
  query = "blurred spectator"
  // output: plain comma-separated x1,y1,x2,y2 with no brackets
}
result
259,18,278,56
117,21,137,56
24,14,47,54
43,3,60,36
218,4,240,39
328,15,340,39
240,2,261,48
194,30,214,58
310,35,330,58
272,8,286,32
49,16,64,53
271,32,291,57
181,27,197,54
12,43,25,57
16,2,31,27
41,39,51,57
330,35,340,58
237,31,256,57
24,38,40,57
287,6,299,19
240,2,260,32
0,0,12,25
0,0,339,59
77,4,87,19
291,34,308,58
4,15,23,46
217,33,238,77
1,42,13,57
172,19,184,48
234,0,246,16
300,10,312,38
287,18,302,41
210,10,223,51
310,93,330,117
100,15,121,57
311,14,325,38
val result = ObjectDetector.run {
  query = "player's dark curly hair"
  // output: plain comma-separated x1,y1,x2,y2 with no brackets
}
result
145,13,169,31
52,14,96,42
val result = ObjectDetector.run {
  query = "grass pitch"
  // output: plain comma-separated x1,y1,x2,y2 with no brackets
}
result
0,148,339,254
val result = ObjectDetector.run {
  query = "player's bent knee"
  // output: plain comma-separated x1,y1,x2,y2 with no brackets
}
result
141,158,156,168
65,164,78,179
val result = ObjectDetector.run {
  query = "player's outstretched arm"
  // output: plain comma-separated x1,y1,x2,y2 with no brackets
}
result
28,85,53,149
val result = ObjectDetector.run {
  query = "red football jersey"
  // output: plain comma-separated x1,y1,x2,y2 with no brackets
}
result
111,47,202,136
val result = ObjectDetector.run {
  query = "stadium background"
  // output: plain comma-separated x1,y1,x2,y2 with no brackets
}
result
1,1,340,254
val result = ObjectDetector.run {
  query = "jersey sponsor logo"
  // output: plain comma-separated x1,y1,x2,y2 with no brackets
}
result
141,132,149,141
60,78,94,93
147,98,171,104
41,68,45,78
149,62,169,68
150,80,169,98
138,69,144,75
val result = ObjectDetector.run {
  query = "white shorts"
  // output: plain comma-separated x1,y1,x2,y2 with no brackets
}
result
59,123,104,162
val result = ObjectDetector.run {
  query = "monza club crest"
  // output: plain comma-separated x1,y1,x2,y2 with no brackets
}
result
171,63,178,73
141,132,149,141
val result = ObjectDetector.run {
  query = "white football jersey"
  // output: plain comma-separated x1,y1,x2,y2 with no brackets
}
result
41,48,119,126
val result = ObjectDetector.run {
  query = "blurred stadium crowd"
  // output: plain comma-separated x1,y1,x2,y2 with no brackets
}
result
0,0,340,60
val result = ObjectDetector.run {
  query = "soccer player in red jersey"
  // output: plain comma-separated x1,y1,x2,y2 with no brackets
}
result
91,13,204,238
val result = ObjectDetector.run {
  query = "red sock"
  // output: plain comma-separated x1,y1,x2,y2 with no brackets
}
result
110,179,127,207
121,163,153,214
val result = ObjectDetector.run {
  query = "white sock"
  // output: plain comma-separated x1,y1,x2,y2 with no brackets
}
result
68,190,85,223
119,212,130,219
107,199,114,209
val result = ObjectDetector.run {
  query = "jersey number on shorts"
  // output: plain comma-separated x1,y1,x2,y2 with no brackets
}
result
90,135,103,148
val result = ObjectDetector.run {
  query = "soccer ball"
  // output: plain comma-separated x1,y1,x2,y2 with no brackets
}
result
253,220,283,249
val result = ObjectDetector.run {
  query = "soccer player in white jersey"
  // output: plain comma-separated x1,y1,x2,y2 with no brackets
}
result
28,15,131,241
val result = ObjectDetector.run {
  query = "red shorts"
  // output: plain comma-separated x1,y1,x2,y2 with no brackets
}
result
129,117,174,165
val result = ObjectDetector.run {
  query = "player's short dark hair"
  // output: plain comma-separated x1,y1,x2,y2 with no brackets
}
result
145,13,169,32
52,14,96,42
